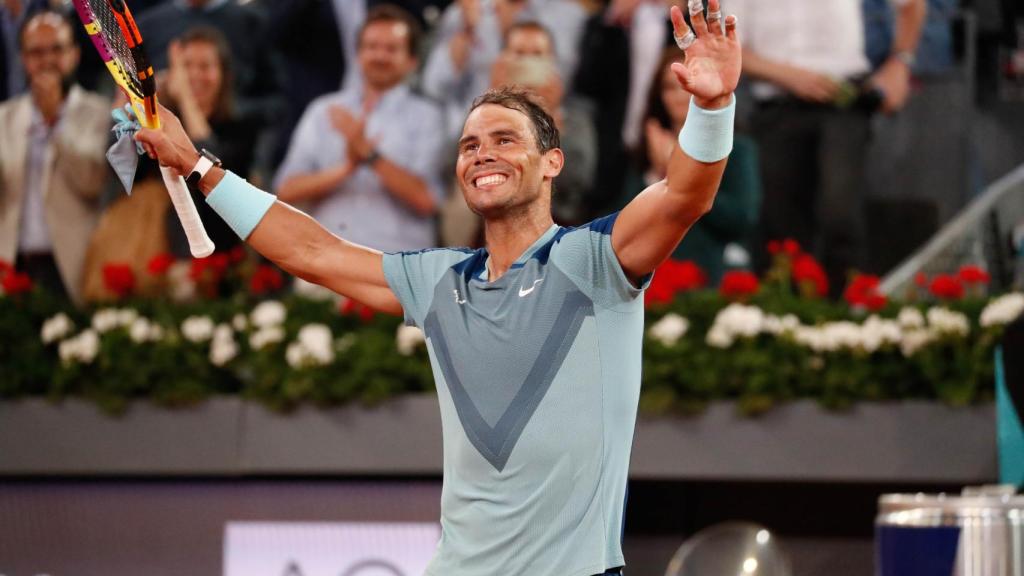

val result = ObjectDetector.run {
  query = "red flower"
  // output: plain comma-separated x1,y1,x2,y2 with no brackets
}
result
250,264,284,295
1,271,33,295
929,274,964,300
229,245,246,264
844,274,886,310
340,298,376,322
766,240,781,255
791,253,829,297
102,263,136,298
719,270,759,298
0,259,12,280
190,252,231,282
958,265,990,285
782,238,801,256
914,272,928,288
646,259,707,307
146,253,175,276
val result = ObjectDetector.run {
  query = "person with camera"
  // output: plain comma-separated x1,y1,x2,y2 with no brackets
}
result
731,0,925,296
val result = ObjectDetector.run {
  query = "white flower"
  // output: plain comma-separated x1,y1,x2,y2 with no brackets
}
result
115,308,138,327
231,313,248,332
794,325,827,352
297,324,335,363
898,307,926,330
713,303,764,338
41,313,74,344
251,300,286,328
209,338,238,367
91,308,120,333
396,325,426,356
167,261,196,302
58,329,100,364
250,326,285,350
293,278,339,302
980,293,1024,328
648,313,689,346
213,323,233,344
706,325,735,349
901,329,935,357
129,318,153,343
181,316,215,343
926,307,970,337
823,321,862,351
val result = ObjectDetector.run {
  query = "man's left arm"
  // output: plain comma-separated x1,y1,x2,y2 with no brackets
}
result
612,0,741,282
870,0,927,114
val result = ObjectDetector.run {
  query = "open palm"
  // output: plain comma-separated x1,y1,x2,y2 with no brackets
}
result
670,0,741,108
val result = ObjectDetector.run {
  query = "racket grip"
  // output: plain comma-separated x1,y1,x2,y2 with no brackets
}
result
160,165,215,258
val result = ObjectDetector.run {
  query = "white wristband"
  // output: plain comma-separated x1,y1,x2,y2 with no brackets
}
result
678,95,736,163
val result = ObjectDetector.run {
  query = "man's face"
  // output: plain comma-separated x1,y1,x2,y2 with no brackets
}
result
505,27,552,60
358,20,416,91
20,17,78,83
455,104,562,218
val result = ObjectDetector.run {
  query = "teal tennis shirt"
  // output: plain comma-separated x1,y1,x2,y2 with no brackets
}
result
383,213,650,576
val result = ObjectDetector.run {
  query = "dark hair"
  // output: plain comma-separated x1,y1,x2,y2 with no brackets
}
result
636,48,685,174
175,26,236,121
358,4,422,56
503,21,556,57
18,8,73,48
469,86,560,152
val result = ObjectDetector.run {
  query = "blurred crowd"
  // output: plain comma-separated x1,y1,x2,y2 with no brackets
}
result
0,0,1020,304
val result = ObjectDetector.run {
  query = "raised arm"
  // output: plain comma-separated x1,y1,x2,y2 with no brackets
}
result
612,0,741,282
135,104,403,315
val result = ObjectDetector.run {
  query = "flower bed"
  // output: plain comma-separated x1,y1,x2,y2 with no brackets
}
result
1,242,1021,416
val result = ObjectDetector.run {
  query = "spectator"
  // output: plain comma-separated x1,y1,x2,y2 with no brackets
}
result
0,10,110,302
159,26,256,257
421,0,587,139
631,49,760,284
135,0,285,178
730,0,925,295
0,0,47,100
489,21,596,224
274,5,444,253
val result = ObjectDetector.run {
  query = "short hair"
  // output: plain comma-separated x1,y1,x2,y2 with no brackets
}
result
18,9,73,48
357,4,422,56
503,21,556,57
469,87,560,152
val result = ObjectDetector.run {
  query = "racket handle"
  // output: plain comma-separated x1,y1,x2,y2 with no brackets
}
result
160,165,215,258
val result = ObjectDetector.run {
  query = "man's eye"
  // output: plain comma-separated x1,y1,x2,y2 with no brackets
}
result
499,138,513,145
462,143,478,153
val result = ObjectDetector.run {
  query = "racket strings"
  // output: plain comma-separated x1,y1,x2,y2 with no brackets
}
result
86,0,142,93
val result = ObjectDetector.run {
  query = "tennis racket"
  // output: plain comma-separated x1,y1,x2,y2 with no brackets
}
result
71,0,215,258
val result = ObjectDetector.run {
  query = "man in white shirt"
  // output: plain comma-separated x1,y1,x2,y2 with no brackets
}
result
729,0,925,295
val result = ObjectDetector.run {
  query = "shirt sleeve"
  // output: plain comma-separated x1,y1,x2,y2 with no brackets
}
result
382,248,475,327
405,101,447,205
550,213,653,311
272,99,329,192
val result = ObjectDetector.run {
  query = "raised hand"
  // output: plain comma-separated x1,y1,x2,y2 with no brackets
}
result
669,0,741,109
328,105,373,162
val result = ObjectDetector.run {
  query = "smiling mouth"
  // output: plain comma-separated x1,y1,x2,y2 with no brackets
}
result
473,174,508,188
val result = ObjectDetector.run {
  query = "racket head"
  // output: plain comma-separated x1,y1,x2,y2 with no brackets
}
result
71,0,160,129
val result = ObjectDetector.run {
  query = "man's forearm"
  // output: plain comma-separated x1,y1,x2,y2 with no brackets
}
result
891,0,927,57
276,165,351,204
371,159,437,216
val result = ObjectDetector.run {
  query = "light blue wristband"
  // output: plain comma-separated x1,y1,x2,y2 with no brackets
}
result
205,171,276,240
678,94,736,163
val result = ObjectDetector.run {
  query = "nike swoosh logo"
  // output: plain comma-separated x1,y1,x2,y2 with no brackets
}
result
518,279,544,297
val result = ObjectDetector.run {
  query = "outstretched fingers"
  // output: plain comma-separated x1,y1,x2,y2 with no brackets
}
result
724,13,738,41
670,5,696,51
705,0,723,35
687,0,707,38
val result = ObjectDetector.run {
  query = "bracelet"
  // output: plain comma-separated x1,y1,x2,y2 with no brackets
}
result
678,94,736,163
205,170,277,241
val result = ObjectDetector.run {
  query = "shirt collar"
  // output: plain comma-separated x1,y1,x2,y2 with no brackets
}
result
478,223,561,281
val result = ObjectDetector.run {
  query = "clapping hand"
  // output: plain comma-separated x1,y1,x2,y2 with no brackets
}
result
668,0,741,110
328,105,376,163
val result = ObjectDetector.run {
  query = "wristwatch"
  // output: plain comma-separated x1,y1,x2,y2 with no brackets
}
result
363,148,381,166
186,148,223,190
894,50,916,68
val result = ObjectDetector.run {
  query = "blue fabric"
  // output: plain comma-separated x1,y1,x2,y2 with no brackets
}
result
996,346,1024,485
106,104,145,195
678,95,735,163
205,171,277,241
863,0,957,75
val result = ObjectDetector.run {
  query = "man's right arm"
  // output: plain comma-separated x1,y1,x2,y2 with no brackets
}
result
741,49,840,103
135,106,403,315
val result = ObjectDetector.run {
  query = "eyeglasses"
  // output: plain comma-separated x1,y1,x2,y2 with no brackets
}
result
22,43,72,59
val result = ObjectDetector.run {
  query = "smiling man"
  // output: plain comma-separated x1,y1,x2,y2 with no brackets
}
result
133,2,741,573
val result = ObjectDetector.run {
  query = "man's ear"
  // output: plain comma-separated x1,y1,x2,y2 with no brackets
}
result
542,147,564,179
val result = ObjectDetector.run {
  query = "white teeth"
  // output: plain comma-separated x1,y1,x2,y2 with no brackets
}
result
474,174,507,187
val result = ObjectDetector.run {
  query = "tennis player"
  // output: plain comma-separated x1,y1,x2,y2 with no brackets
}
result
135,2,740,573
